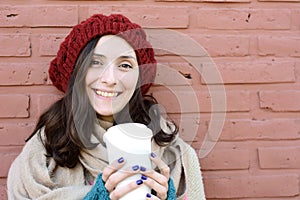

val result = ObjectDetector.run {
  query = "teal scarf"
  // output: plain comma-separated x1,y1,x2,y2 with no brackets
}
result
84,174,176,199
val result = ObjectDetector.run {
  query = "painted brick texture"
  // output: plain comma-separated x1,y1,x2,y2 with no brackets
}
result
0,0,299,200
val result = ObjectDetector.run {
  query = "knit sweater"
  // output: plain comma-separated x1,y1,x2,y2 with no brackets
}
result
7,123,206,200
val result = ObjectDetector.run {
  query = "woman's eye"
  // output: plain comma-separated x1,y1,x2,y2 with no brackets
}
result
119,63,133,70
91,60,103,67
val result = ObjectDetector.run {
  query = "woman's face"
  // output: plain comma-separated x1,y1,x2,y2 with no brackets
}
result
85,35,139,121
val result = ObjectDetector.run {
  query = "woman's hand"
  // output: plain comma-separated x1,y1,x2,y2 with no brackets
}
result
102,157,144,200
142,152,170,200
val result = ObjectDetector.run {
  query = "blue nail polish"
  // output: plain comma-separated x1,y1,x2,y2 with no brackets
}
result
141,175,147,180
118,157,124,163
146,193,151,198
132,165,139,171
151,152,156,158
136,179,143,185
140,166,146,172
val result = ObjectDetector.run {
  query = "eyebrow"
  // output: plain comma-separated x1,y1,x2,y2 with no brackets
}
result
93,53,135,60
92,53,105,58
119,55,136,60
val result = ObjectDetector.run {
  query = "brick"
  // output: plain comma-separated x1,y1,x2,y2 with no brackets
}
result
170,113,228,159
152,87,199,113
157,0,250,2
201,148,250,170
258,146,300,169
87,5,189,28
259,91,300,112
170,113,205,142
226,90,250,112
0,153,17,178
38,94,61,112
208,61,296,84
204,174,299,198
195,60,224,85
30,93,62,118
221,119,300,141
191,120,228,159
258,36,300,57
0,5,78,27
0,147,22,178
0,178,7,200
196,9,290,30
0,94,29,118
291,10,300,30
147,30,211,57
39,34,66,56
217,0,250,1
0,63,48,86
191,35,250,57
0,34,30,57
152,88,244,113
0,123,35,146
155,63,193,86
259,0,300,2
296,62,300,78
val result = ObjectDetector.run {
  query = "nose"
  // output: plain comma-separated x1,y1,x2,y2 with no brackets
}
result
99,64,116,85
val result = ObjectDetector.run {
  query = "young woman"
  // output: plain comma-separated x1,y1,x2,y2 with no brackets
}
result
7,14,206,200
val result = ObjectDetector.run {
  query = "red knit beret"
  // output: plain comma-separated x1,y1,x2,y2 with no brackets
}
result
49,14,156,94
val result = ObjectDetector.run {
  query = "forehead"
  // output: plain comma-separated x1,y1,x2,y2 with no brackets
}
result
93,35,136,58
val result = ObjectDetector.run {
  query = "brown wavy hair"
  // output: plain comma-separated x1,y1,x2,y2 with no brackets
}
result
26,37,178,168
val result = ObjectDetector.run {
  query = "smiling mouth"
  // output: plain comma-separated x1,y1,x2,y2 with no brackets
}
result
94,89,119,98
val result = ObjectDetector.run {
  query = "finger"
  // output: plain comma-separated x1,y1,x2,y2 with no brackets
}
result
102,157,126,182
150,152,170,180
146,193,160,200
141,168,168,188
109,179,144,200
142,175,168,200
105,165,140,192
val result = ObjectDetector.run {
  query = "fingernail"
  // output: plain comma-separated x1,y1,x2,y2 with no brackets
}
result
132,165,139,171
141,175,147,180
140,166,146,172
151,152,156,158
146,193,151,198
136,179,143,185
118,157,124,163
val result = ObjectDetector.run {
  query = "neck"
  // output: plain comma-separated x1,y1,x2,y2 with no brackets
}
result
97,116,114,130
99,115,114,123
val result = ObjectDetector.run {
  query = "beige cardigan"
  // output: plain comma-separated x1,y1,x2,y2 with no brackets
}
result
7,124,206,200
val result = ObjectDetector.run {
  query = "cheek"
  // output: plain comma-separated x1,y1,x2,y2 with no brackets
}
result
85,70,92,85
121,71,139,89
85,69,98,85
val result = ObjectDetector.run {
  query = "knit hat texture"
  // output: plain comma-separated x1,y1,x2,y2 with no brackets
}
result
49,14,157,94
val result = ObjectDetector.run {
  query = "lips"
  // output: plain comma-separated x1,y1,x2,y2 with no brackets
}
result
93,89,119,98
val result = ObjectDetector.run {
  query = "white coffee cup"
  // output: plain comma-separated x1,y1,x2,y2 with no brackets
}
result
103,123,153,200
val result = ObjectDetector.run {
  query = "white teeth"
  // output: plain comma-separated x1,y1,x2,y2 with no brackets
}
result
95,90,118,97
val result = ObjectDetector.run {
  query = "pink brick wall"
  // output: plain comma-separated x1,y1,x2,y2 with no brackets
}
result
0,0,299,199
